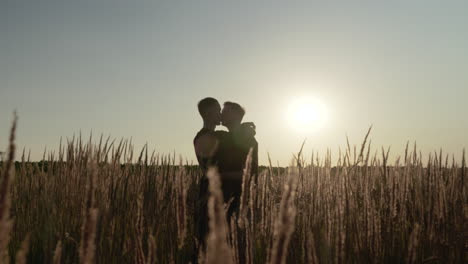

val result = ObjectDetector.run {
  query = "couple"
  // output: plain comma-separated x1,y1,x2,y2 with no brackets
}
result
193,97,258,249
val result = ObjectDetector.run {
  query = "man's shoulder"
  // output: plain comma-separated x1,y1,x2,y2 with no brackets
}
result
194,129,219,159
240,122,256,138
194,128,212,142
194,129,230,146
194,129,227,147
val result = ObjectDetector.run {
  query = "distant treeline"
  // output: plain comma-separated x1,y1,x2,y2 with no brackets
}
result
0,161,286,174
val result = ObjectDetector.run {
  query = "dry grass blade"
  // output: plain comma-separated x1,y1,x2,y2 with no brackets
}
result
146,234,156,264
0,112,17,263
306,230,319,264
79,208,99,264
238,148,253,228
206,167,234,264
79,161,99,264
406,224,421,264
357,125,372,165
462,149,466,181
175,166,188,249
15,234,30,264
52,240,62,264
269,166,298,264
295,139,307,168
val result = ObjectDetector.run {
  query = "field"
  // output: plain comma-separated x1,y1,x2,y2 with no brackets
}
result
1,117,466,264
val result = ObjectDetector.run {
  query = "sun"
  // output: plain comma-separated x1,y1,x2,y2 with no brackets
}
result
287,97,327,132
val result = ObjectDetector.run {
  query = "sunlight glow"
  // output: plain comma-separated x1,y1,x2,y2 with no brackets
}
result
287,97,328,132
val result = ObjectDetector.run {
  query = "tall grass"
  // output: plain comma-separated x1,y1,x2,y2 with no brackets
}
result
0,116,466,263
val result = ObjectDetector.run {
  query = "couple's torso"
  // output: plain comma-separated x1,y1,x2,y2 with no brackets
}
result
193,128,255,173
194,127,256,201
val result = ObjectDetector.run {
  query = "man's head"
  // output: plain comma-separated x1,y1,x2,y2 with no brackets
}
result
198,97,221,126
221,102,245,128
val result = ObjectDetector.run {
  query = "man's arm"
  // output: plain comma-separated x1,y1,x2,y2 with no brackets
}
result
240,122,256,137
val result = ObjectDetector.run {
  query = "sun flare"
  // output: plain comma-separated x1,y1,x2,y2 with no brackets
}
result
287,97,327,132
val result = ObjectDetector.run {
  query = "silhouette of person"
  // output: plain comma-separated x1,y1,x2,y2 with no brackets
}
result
193,97,227,255
217,101,258,219
193,97,223,173
215,101,258,264
192,98,258,261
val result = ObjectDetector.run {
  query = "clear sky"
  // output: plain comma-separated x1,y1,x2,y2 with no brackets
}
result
1,0,467,165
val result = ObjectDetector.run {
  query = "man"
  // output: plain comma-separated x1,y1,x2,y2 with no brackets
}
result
216,102,258,264
217,101,258,218
193,97,227,254
193,97,224,173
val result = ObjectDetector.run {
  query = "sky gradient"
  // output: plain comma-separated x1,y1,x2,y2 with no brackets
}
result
1,0,467,165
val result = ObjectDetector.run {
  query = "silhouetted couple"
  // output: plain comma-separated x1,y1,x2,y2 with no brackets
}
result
193,97,258,252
